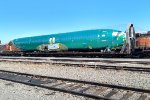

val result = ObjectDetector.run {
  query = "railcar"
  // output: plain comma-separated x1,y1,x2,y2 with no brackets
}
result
0,44,20,52
136,33,150,49
10,29,125,52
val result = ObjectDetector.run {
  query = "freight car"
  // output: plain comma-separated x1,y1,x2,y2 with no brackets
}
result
136,32,150,49
10,29,125,52
0,45,8,52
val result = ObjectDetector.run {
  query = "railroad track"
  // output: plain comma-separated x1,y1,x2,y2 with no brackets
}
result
1,57,150,64
0,58,150,73
0,70,150,100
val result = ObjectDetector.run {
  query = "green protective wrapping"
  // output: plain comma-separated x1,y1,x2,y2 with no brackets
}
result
11,29,125,51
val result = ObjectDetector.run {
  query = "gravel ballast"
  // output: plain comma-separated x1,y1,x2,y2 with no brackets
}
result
0,61,150,89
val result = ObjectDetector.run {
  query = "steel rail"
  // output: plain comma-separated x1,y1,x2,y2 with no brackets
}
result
0,57,150,64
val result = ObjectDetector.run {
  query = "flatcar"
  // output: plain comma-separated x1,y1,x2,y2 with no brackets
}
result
10,29,125,52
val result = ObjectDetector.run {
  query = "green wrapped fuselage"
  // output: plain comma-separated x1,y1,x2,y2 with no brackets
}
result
11,29,125,51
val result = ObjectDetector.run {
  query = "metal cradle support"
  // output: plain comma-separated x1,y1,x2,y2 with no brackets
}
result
121,24,136,54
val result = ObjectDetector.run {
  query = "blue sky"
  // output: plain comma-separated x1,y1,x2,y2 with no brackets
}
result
0,0,149,43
